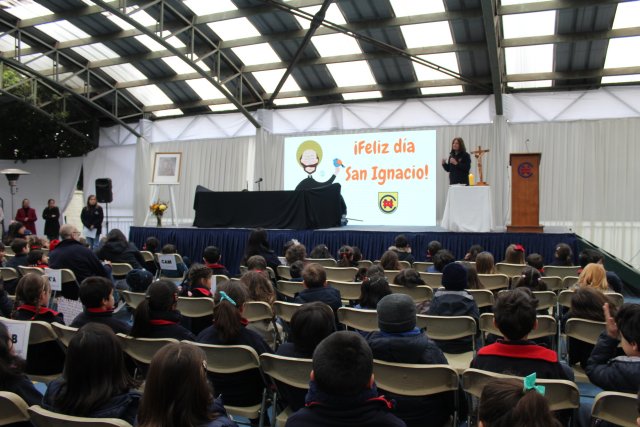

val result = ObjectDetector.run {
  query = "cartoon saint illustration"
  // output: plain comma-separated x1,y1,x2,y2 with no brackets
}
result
294,140,343,191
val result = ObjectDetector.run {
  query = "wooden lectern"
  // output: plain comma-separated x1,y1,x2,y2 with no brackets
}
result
507,153,543,233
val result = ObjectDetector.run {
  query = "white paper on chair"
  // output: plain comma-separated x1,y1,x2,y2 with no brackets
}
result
44,268,62,291
158,254,178,271
211,275,217,294
0,319,30,358
83,227,97,239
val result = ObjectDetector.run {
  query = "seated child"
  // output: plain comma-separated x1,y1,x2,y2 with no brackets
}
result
241,270,282,349
309,244,332,259
525,253,545,274
355,275,391,310
289,260,305,282
6,238,29,270
285,331,406,427
203,246,230,277
160,244,188,278
393,268,430,314
26,249,48,268
142,236,160,275
71,276,130,334
428,249,454,273
293,263,342,314
246,255,267,272
389,234,415,264
514,266,547,291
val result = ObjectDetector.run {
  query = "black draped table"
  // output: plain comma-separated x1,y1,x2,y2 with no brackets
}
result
193,184,344,229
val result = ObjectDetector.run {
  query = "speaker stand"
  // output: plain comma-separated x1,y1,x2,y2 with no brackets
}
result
144,183,178,227
104,202,110,234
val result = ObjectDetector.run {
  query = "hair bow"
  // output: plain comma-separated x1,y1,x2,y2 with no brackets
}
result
523,373,545,395
219,291,237,306
514,244,525,252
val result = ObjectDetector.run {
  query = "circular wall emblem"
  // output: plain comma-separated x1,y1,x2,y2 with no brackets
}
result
517,162,534,178
379,193,398,214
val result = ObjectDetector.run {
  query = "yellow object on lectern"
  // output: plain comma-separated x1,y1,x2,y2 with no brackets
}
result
468,173,475,186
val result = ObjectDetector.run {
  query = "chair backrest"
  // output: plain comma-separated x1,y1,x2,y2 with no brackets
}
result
412,261,433,272
467,289,495,308
155,253,185,279
357,260,373,269
18,266,45,276
389,284,433,303
239,265,248,275
273,301,302,322
383,269,402,283
259,354,312,389
479,313,556,340
122,291,146,309
532,291,557,311
605,292,624,309
337,307,378,332
562,276,579,289
244,301,274,322
327,280,361,301
306,258,337,267
324,267,358,282
418,272,442,288
0,267,19,282
176,297,215,318
140,251,154,263
416,315,476,348
478,274,510,291
277,265,291,280
28,321,58,345
212,275,230,286
565,318,606,345
591,391,637,427
189,342,261,374
0,391,30,425
539,276,563,292
398,260,411,269
276,280,304,299
51,322,78,348
557,289,574,309
116,334,178,365
110,263,133,279
543,265,581,279
461,368,580,411
28,405,132,427
495,263,526,276
373,360,459,396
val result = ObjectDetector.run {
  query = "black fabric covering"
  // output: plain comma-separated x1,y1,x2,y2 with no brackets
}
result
193,184,343,229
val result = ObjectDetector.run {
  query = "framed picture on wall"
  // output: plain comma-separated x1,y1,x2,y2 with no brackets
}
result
152,152,182,184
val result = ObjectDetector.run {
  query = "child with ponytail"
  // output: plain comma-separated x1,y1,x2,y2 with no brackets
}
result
182,264,214,335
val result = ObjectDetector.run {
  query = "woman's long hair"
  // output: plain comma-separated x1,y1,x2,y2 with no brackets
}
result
244,228,271,258
12,274,50,319
577,263,608,291
568,287,609,321
105,229,127,243
514,266,547,291
475,252,496,275
240,271,275,306
130,280,178,337
451,137,467,153
504,244,526,264
358,275,391,309
85,194,98,209
379,250,401,271
213,281,249,343
554,243,573,266
52,323,138,416
137,343,219,427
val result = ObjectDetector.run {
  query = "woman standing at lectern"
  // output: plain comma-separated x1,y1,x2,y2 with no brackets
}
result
441,137,471,185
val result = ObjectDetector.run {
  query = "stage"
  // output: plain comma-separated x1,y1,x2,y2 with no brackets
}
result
129,225,578,276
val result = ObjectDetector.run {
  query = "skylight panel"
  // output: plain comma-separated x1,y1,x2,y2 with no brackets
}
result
390,0,445,17
401,22,453,48
601,74,640,84
162,56,198,74
613,2,640,29
311,33,362,56
20,54,54,71
163,32,186,49
502,11,556,39
208,18,260,41
34,21,89,42
58,72,86,91
231,44,280,66
209,104,235,112
101,64,147,83
413,53,459,80
343,91,382,100
326,61,376,87
0,35,30,52
153,109,183,118
185,79,226,100
134,35,164,52
273,97,308,106
420,85,463,95
127,85,173,106
604,37,640,68
71,43,119,62
508,80,552,89
295,4,346,29
184,0,237,15
2,0,52,19
251,69,300,94
500,0,549,5
504,44,553,74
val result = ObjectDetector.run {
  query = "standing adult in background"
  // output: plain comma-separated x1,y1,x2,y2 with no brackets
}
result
42,199,61,240
441,137,471,185
81,194,103,249
15,198,37,235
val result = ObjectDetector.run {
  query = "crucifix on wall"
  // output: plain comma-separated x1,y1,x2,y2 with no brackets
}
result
471,146,490,185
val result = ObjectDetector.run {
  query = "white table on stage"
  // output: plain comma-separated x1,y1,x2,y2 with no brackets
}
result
441,185,493,232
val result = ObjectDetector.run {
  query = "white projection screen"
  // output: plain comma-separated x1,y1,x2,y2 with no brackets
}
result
284,130,437,226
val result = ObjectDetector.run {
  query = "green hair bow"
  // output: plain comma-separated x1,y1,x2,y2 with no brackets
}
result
523,373,545,395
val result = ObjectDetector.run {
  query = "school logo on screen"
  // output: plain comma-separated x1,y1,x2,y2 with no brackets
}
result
378,193,398,214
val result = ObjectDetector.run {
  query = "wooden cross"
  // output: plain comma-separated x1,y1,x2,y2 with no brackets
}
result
471,146,490,185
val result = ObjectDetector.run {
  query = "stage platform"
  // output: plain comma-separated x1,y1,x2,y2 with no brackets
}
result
129,225,578,277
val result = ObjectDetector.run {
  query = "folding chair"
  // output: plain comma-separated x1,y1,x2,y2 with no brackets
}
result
28,405,132,427
399,260,411,269
337,307,378,332
416,315,476,373
562,276,579,289
532,291,557,313
495,263,526,277
477,274,510,291
276,280,304,299
110,263,133,280
156,253,186,284
176,297,215,318
259,354,313,427
306,258,337,267
327,280,360,302
565,318,606,383
373,361,459,426
324,267,358,282
60,269,80,300
0,267,19,282
357,260,373,269
51,322,78,348
478,313,557,348
605,292,624,309
383,269,402,283
245,302,281,347
277,265,291,280
540,276,564,292
543,266,581,279
273,301,302,323
412,262,433,272
0,391,30,426
189,343,269,426
558,289,574,309
17,266,44,276
122,291,146,309
116,334,178,369
26,321,64,383
213,275,230,285
467,289,494,308
389,284,433,303
140,251,154,264
591,391,637,427
419,272,442,288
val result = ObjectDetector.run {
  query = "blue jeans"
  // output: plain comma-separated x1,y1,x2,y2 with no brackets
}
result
86,235,100,249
